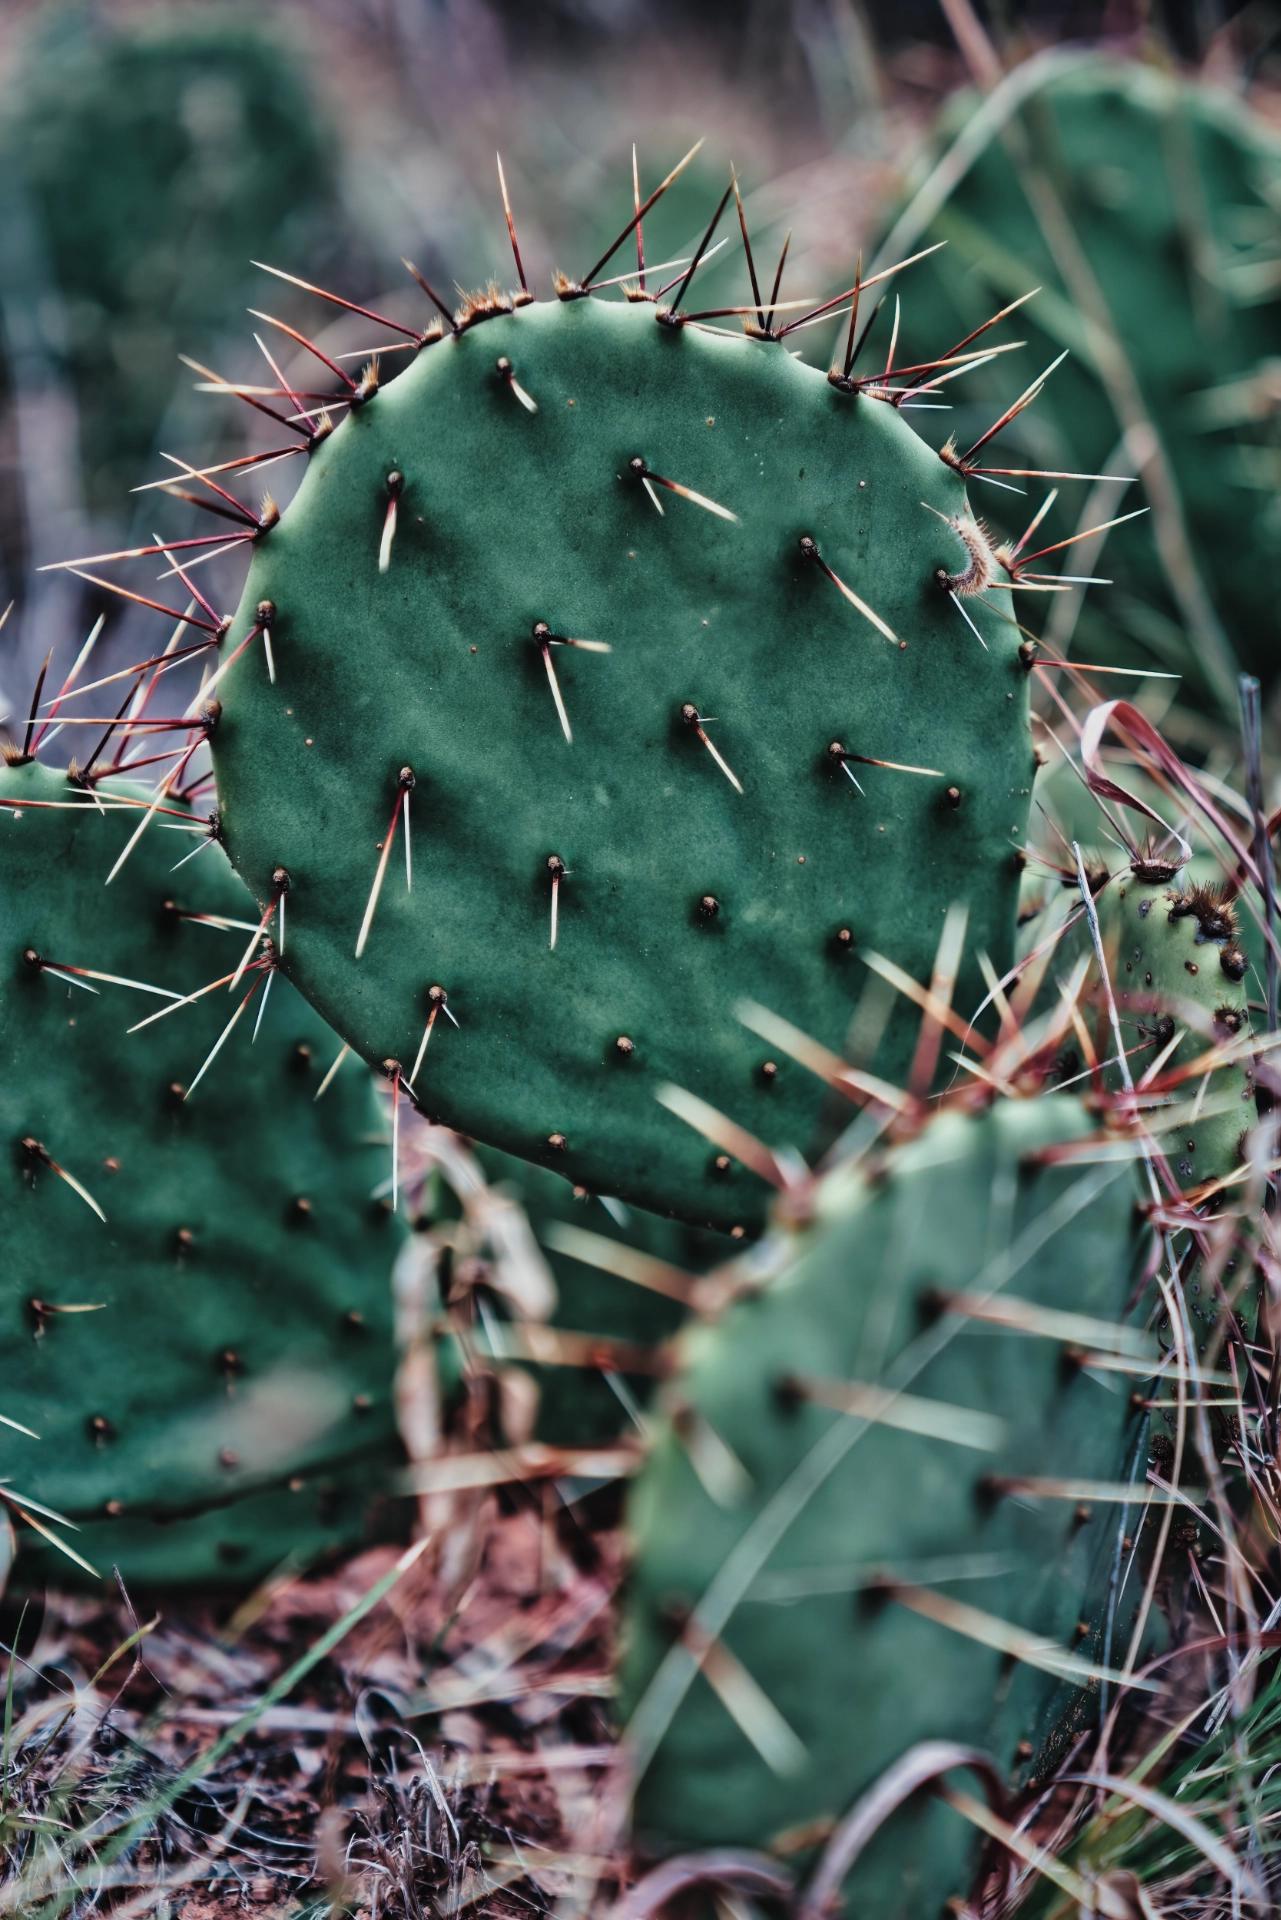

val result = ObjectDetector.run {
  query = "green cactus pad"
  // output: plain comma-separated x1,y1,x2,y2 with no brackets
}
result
620,1094,1148,1915
879,53,1281,711
1,760,405,1585
211,291,1034,1232
18,1457,396,1592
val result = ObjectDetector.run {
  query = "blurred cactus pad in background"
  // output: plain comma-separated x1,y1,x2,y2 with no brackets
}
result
880,51,1281,715
0,5,342,531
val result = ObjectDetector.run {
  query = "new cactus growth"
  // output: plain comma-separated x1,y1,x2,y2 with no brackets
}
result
117,185,1057,1233
1,758,405,1585
1086,852,1262,1375
1102,858,1255,1199
620,1092,1151,1916
879,52,1281,712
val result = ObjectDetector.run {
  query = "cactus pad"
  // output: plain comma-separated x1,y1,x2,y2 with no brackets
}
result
1,760,404,1585
620,1093,1147,1914
1102,860,1255,1197
881,53,1281,709
210,289,1035,1231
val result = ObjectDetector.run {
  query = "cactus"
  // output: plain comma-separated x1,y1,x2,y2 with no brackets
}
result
50,1465,388,1595
0,6,341,513
1012,739,1262,1381
619,1090,1152,1916
1101,856,1255,1200
1,757,405,1586
133,194,1058,1235
877,51,1281,714
8,97,1276,1912
1015,748,1258,1197
1087,853,1261,1376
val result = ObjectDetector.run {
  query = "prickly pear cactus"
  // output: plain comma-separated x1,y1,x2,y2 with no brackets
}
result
209,283,1036,1231
1102,858,1255,1196
1,759,405,1586
60,1465,390,1595
880,52,1281,710
621,1093,1149,1916
0,6,340,511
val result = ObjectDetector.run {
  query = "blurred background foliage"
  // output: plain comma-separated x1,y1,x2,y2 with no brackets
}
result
0,0,1276,735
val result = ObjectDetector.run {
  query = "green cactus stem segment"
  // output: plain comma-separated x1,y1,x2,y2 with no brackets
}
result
211,293,1033,1230
620,1093,1148,1916
1102,861,1256,1199
1,760,405,1586
879,52,1281,709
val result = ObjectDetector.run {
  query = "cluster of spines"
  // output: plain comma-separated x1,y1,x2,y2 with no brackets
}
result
41,134,1140,631
1162,875,1250,989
